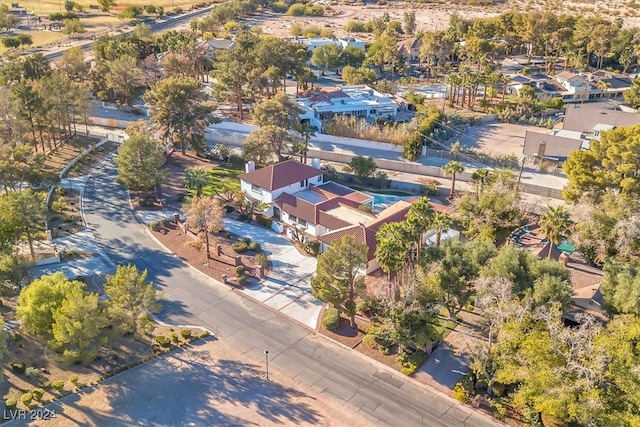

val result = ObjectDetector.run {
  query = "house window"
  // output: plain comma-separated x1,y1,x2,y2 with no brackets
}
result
298,219,307,228
300,179,308,188
289,215,297,223
251,184,262,194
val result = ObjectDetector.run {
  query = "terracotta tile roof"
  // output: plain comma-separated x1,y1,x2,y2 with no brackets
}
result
317,199,453,261
310,181,373,204
273,193,357,231
238,160,322,191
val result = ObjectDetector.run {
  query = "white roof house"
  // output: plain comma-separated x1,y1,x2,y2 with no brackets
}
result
292,36,365,52
297,85,399,131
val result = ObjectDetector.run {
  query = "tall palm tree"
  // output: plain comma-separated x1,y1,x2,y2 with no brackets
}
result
443,160,464,199
500,74,511,102
184,166,210,197
431,212,452,247
406,197,434,259
299,121,316,164
538,205,573,259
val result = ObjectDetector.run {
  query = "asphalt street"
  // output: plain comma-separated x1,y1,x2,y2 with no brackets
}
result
81,155,497,426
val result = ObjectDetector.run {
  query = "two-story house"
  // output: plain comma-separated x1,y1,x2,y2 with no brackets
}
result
238,159,324,207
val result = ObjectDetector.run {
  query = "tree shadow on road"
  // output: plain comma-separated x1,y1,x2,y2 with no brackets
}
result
44,347,322,426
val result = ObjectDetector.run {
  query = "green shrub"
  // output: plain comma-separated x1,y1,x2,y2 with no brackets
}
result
56,187,69,196
236,274,248,286
5,397,17,408
362,334,379,349
322,308,340,330
52,380,65,391
302,240,320,256
170,331,179,343
232,241,248,253
139,198,154,207
20,392,33,407
255,214,272,228
160,219,171,227
69,374,79,385
180,329,192,339
198,330,210,339
452,382,470,404
255,253,269,266
150,221,161,231
63,214,74,223
235,266,246,275
32,388,44,401
248,242,261,252
492,401,507,421
156,335,171,347
271,1,287,12
286,3,306,15
174,6,183,13
25,366,40,378
240,236,251,244
11,362,25,374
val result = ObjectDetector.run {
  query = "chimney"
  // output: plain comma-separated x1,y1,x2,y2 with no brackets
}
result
245,161,255,173
311,158,321,169
559,252,569,266
537,141,546,159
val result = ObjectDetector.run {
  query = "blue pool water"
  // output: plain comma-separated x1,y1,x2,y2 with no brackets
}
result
366,192,411,213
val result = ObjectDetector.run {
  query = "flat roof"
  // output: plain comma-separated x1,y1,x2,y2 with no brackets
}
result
323,205,374,225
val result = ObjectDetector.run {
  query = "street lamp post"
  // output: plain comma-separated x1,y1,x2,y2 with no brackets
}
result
518,156,526,187
264,350,269,381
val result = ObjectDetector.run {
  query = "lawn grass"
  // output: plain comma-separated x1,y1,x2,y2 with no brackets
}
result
433,306,459,341
200,164,243,197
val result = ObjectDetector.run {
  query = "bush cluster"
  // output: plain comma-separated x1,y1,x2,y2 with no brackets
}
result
232,241,248,253
255,214,272,228
5,398,17,408
255,253,269,266
52,380,65,391
150,221,162,231
322,308,340,330
248,242,261,252
285,3,323,16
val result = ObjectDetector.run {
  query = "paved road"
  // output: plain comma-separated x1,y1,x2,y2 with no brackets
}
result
82,157,497,426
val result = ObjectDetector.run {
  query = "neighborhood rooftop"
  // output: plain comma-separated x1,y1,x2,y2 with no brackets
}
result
238,160,322,191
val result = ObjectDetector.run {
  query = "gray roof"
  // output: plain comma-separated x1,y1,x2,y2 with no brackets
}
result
523,131,583,160
562,102,640,133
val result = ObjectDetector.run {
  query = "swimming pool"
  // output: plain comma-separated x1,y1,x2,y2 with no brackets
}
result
366,192,412,213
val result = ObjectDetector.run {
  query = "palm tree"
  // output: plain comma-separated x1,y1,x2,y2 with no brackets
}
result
538,205,573,259
406,197,434,259
443,160,464,199
431,212,452,247
500,74,511,102
299,121,316,164
184,166,210,197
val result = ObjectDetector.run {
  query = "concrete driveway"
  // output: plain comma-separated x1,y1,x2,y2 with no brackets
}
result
223,219,322,330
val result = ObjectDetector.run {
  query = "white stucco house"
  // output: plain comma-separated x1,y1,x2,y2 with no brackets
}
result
238,159,324,206
297,85,399,132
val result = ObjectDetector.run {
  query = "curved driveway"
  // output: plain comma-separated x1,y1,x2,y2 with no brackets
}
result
83,156,496,427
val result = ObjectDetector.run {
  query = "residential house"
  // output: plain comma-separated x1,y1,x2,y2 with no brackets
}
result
274,182,374,240
318,200,457,274
195,39,236,59
238,159,324,206
397,37,422,62
521,101,640,163
292,36,366,52
511,226,607,324
522,131,585,166
297,85,399,131
506,70,633,104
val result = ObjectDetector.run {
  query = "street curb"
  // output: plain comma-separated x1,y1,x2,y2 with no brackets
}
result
315,330,505,425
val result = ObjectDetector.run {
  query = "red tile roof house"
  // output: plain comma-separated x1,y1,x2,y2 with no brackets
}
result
238,159,375,240
319,200,457,274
